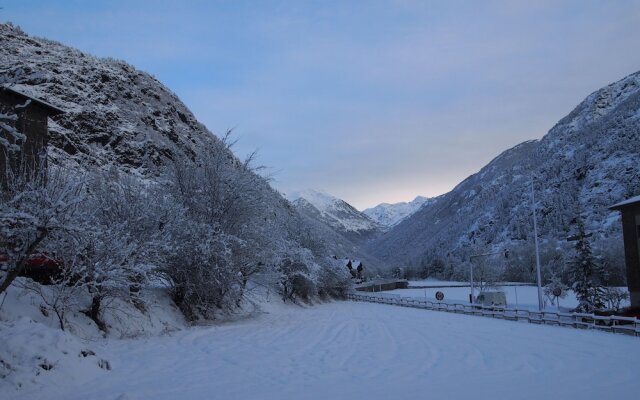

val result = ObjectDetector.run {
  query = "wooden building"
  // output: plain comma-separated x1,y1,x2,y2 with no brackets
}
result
0,86,64,185
610,196,640,308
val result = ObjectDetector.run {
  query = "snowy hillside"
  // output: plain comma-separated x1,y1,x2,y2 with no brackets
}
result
363,195,433,227
2,22,385,273
368,71,640,276
0,23,361,330
0,25,221,174
0,23,373,270
289,189,382,241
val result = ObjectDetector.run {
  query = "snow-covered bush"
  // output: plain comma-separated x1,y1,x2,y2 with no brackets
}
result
275,250,319,303
161,223,245,321
0,165,86,295
71,171,175,330
1,121,348,329
315,258,352,299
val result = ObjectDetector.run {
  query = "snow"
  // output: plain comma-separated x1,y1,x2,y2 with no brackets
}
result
362,195,432,227
407,279,473,287
385,282,630,310
366,68,640,271
0,317,112,391
4,300,640,400
289,189,380,233
0,279,187,392
288,189,338,210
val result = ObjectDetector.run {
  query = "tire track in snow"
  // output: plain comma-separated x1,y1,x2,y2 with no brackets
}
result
13,301,640,400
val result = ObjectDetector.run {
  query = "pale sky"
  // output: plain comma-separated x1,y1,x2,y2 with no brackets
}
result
3,1,640,209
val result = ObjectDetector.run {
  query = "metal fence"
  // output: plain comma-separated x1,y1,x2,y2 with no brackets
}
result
347,292,640,337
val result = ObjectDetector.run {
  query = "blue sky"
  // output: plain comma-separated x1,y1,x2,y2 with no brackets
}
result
3,1,640,209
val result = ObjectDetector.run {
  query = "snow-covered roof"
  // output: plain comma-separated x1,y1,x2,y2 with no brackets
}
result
610,195,640,210
1,85,65,115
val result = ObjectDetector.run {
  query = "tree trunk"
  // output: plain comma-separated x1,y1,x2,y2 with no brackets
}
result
87,294,107,332
0,228,48,295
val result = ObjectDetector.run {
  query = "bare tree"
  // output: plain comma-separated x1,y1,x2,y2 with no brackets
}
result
602,287,629,311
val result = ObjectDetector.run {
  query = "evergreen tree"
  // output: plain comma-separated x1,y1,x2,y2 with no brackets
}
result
568,214,606,312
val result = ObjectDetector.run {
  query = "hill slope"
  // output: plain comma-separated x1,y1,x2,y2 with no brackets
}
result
0,24,224,173
0,22,375,287
368,71,640,274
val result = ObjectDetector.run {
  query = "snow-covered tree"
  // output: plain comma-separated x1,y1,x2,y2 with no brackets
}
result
161,223,245,320
74,171,175,329
276,250,317,303
315,257,352,299
568,215,606,313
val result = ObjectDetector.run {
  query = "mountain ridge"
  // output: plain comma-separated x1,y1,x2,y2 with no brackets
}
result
367,70,640,277
288,189,382,240
363,195,433,227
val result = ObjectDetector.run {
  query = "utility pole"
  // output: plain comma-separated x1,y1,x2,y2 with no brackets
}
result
470,262,474,303
531,179,544,311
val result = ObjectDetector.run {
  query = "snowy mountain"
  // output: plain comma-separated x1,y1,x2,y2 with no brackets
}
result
368,70,640,275
363,195,433,227
0,24,219,173
289,189,382,242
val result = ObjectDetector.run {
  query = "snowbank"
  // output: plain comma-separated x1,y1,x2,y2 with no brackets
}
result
4,300,640,400
0,279,186,393
0,317,111,391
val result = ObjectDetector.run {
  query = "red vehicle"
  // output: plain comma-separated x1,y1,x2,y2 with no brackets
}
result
0,252,63,284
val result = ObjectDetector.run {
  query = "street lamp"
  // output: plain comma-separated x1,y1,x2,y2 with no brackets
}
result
531,178,544,311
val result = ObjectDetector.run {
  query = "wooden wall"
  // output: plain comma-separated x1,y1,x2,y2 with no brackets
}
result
0,90,51,185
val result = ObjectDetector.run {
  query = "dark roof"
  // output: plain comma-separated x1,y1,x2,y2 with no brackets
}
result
610,195,640,211
1,85,65,115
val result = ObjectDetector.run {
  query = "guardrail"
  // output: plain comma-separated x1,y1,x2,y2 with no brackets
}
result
347,292,640,337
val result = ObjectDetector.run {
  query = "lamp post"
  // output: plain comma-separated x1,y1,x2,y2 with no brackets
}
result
531,178,544,311
470,261,474,303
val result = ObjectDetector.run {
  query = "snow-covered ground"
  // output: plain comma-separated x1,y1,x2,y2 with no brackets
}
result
407,279,475,287
387,285,577,309
389,280,630,310
4,300,640,400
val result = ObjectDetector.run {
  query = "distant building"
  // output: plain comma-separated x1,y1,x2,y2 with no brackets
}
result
610,195,640,308
0,86,64,186
343,259,365,279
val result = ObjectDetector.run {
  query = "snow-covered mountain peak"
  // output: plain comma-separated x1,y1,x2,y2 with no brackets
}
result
288,189,382,238
363,195,433,227
288,189,341,210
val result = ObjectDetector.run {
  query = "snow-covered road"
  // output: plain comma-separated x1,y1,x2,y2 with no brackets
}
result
14,301,640,400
